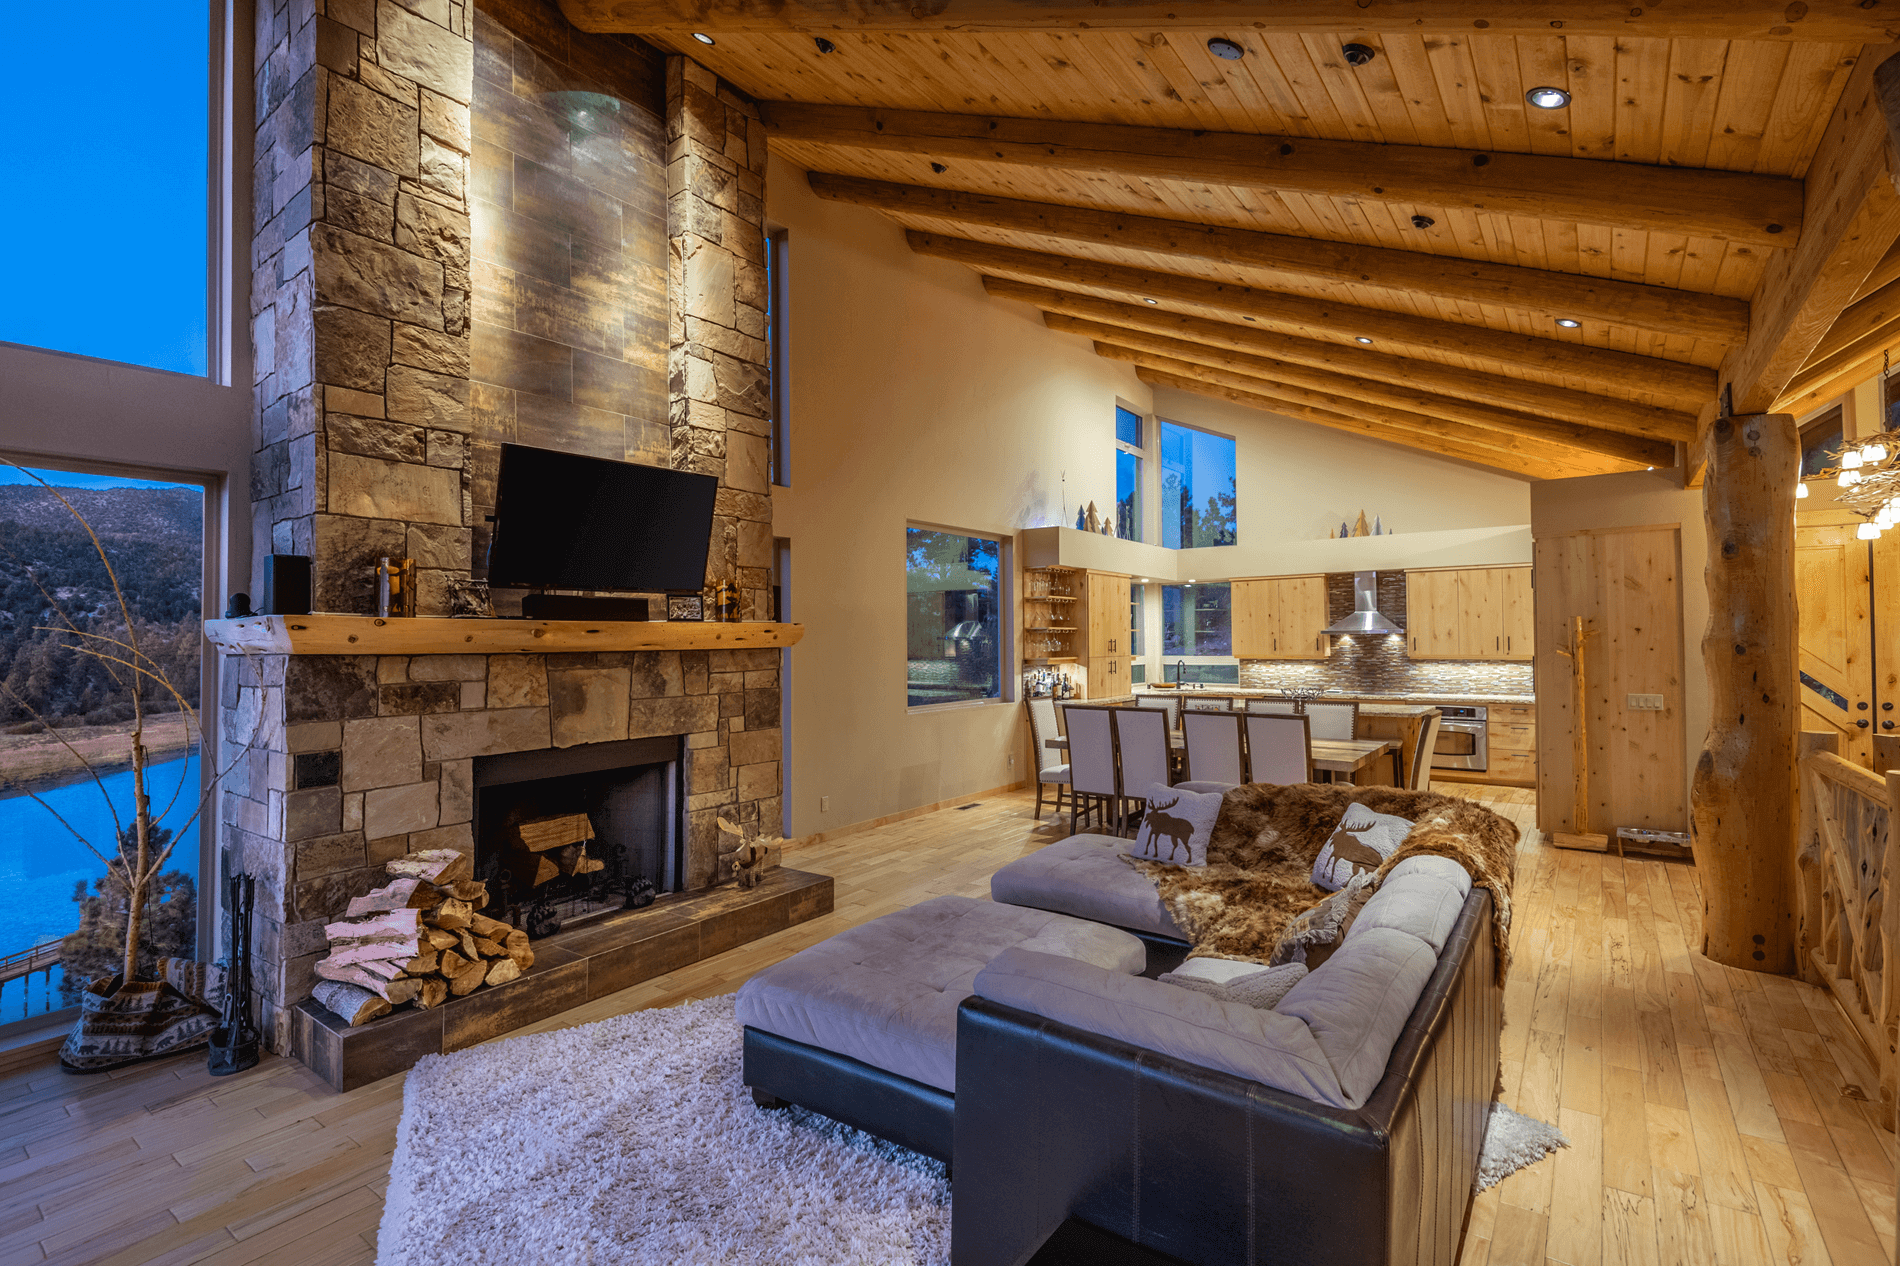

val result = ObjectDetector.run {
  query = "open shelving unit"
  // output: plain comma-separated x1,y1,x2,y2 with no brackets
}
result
1022,565,1082,665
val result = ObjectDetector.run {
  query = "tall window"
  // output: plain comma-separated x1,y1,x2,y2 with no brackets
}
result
1129,582,1146,684
906,527,1002,708
1800,404,1846,479
1115,406,1144,541
0,2,210,375
1160,420,1238,549
1162,583,1235,683
0,467,206,1022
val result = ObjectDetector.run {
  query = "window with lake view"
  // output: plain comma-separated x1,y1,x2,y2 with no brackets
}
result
1115,405,1144,542
0,468,205,1022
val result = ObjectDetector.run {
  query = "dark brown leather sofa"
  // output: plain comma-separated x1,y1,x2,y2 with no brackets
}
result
948,889,1499,1266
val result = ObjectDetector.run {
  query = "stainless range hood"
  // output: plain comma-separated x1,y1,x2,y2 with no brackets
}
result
1321,571,1404,637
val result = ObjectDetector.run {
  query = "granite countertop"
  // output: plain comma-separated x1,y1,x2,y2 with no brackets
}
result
1134,687,1535,708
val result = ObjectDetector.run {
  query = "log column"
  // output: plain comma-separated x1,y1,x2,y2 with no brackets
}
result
1691,411,1799,973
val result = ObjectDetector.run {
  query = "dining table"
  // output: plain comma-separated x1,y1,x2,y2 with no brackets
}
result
1042,734,1398,784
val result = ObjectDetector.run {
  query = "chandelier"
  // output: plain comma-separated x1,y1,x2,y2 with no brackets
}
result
1821,431,1899,540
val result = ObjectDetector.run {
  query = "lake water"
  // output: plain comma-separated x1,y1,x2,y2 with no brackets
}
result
0,753,201,1021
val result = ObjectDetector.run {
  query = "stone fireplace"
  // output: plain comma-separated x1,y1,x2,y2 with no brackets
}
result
227,0,791,1069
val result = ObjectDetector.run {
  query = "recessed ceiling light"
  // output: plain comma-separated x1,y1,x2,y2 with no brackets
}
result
1526,86,1571,109
814,36,835,53
1207,37,1245,60
1143,298,1159,305
1355,336,1373,344
1342,43,1376,66
1411,214,1435,229
1554,317,1581,328
692,32,715,45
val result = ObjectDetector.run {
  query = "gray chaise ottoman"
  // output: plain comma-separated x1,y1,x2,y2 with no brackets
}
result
990,833,1188,945
736,894,1145,1160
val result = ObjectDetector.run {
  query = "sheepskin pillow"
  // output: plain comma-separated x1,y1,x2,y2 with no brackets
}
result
1271,871,1377,968
1311,801,1414,890
1158,961,1308,1010
1130,782,1223,867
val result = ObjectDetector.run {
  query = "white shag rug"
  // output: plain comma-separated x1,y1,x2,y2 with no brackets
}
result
1475,1102,1570,1192
377,995,1563,1264
376,995,950,1266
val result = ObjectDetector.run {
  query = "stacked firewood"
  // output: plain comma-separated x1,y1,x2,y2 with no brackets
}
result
311,849,535,1026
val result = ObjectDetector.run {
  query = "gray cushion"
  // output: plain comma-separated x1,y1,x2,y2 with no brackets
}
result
1158,962,1307,1010
973,948,1351,1107
1276,927,1440,1104
1039,763,1071,782
990,834,1185,940
1351,856,1471,953
734,895,1145,1092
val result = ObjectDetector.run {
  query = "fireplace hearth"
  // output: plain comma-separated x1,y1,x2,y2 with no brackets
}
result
473,737,682,938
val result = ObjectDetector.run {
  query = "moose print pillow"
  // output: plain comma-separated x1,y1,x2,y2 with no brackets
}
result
1311,802,1415,890
1132,783,1223,867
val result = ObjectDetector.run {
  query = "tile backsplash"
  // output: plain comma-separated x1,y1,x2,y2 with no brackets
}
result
1237,571,1534,698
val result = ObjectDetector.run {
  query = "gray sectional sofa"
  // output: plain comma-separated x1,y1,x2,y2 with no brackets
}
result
735,821,1503,1266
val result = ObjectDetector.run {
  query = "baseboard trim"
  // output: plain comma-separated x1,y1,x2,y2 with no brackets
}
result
787,781,1030,849
0,1013,73,1080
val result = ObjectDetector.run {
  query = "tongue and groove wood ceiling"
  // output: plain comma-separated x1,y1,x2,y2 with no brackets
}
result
559,2,1900,479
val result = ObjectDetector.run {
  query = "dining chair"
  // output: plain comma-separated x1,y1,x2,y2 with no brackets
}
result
1181,710,1246,787
1407,710,1444,791
1245,712,1313,785
1025,698,1071,821
1061,705,1119,835
1303,700,1360,741
1113,706,1174,839
1244,698,1300,716
1136,693,1182,732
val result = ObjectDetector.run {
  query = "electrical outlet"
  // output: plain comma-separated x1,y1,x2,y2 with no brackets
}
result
1007,753,1015,769
820,796,830,813
1627,693,1666,711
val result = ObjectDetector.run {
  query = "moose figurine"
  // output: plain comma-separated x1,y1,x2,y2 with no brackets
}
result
1138,794,1196,862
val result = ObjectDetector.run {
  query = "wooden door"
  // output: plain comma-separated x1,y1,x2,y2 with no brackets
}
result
1499,568,1535,661
1796,522,1874,765
1458,568,1505,659
1272,575,1332,660
1404,570,1461,659
1532,526,1687,836
1230,580,1272,658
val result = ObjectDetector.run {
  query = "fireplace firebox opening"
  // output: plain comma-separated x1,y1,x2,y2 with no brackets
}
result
471,736,684,940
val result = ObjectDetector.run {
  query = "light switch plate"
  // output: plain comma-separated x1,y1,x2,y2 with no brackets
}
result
1627,693,1666,711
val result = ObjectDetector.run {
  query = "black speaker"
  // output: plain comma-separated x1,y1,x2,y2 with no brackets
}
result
262,555,312,615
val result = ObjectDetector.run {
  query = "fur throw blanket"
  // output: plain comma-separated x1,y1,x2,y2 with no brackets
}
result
1128,783,1519,984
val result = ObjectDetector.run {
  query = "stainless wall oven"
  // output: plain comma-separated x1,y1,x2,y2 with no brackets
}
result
1431,706,1488,772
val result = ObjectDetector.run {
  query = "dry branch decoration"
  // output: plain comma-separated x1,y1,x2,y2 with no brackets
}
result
0,464,259,990
716,817,781,889
1830,427,1900,520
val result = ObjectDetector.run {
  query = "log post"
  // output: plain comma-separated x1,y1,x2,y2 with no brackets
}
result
1692,412,1799,973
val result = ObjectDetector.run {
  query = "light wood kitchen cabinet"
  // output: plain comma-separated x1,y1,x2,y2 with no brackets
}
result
1487,702,1538,784
1231,576,1331,660
1086,655,1131,697
1083,572,1132,657
1405,567,1533,661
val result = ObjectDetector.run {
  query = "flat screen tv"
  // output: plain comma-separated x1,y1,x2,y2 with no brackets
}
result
486,444,718,593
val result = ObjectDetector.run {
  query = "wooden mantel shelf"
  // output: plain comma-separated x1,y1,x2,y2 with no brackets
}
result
204,614,804,656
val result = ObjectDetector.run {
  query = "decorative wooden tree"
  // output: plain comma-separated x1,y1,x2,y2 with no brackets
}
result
1691,413,1799,973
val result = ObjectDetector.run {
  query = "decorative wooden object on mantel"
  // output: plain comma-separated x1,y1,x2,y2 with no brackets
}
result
203,614,804,656
1692,412,1799,975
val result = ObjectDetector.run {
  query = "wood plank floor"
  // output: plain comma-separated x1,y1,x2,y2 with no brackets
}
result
0,784,1891,1265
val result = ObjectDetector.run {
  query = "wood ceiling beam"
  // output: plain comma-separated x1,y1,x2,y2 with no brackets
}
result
764,103,1802,248
1852,240,1900,302
1774,312,1900,408
1795,276,1900,372
909,232,1718,406
993,279,1695,445
1097,344,1635,477
559,0,1900,41
812,173,1751,344
1047,313,1679,464
1717,47,1900,424
1130,364,1589,483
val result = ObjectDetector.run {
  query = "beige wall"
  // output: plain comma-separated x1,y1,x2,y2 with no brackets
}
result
768,154,1541,838
1530,470,1708,827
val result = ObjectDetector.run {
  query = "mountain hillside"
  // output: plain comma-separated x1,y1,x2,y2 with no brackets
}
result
0,485,203,730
